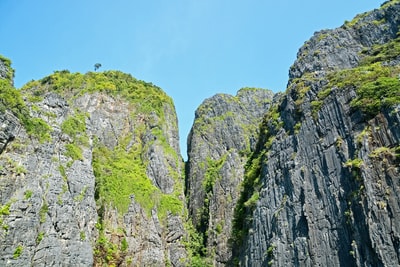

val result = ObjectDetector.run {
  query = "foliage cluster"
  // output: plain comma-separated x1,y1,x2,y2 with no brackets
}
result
94,223,128,266
93,136,182,218
61,112,89,161
327,60,400,117
24,70,173,120
0,55,14,81
326,33,400,117
13,244,23,259
0,57,51,142
183,221,212,267
61,113,87,140
192,155,228,262
231,152,262,249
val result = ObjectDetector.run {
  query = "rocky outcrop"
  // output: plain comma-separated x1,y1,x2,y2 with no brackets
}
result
0,91,98,266
0,56,13,82
1,1,400,266
0,70,187,266
186,88,275,265
233,1,400,266
289,0,400,82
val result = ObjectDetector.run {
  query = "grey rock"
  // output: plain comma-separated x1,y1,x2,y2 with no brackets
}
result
0,56,12,82
234,2,400,266
0,75,187,266
289,1,400,82
186,88,274,265
0,111,19,154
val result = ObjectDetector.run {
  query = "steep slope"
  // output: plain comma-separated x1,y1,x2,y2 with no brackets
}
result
186,88,275,265
2,1,400,266
0,67,187,266
232,1,400,266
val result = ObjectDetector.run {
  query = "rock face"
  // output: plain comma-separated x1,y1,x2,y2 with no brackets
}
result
186,88,275,265
288,0,400,82
231,1,400,266
1,1,400,266
0,70,187,266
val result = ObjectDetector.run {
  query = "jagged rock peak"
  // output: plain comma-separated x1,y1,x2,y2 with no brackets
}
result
289,0,400,82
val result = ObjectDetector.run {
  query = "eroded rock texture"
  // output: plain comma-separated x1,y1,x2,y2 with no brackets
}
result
234,1,400,266
0,69,187,266
186,88,275,265
1,1,400,266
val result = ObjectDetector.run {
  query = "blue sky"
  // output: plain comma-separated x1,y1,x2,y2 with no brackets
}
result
1,0,384,157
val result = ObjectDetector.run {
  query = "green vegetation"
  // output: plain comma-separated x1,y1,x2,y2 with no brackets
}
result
261,104,284,140
183,221,212,267
327,34,400,118
61,113,87,140
381,0,400,9
0,79,25,116
344,158,363,169
344,158,363,181
74,186,88,202
93,136,182,218
39,202,48,223
0,56,52,143
343,12,369,28
294,122,302,134
369,146,399,159
265,244,276,266
0,55,14,81
3,157,27,175
231,152,263,248
94,223,131,266
23,70,173,120
80,231,86,241
351,75,400,116
311,100,323,118
60,112,88,163
288,31,400,123
13,244,23,259
24,190,33,200
287,73,318,118
0,203,10,216
193,155,227,260
64,143,83,161
36,232,45,244
20,67,183,266
0,203,11,232
202,156,226,195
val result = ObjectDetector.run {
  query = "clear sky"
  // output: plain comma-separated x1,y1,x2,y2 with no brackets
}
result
0,0,384,158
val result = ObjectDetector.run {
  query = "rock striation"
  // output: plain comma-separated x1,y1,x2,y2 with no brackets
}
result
231,1,400,266
186,88,275,265
1,1,400,266
0,69,187,266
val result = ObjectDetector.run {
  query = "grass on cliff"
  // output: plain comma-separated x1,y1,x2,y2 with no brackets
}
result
230,151,263,250
20,67,183,219
0,55,14,81
19,67,183,219
0,56,52,142
328,60,400,118
339,33,400,116
93,135,182,219
23,70,174,120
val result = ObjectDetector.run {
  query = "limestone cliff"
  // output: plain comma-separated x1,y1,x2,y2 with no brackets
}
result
231,1,400,266
1,1,400,266
186,88,275,265
0,68,187,266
